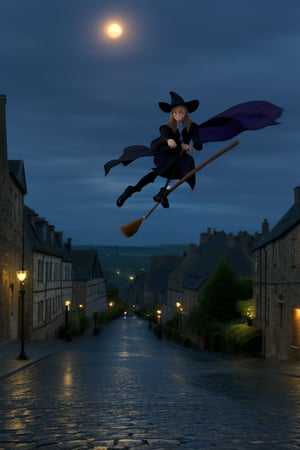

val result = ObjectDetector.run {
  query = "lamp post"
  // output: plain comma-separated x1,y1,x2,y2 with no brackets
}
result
93,311,99,336
64,300,71,341
128,275,135,310
176,302,184,331
156,309,162,321
17,270,28,360
156,309,162,339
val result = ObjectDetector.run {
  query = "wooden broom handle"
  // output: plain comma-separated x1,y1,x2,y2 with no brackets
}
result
168,139,239,195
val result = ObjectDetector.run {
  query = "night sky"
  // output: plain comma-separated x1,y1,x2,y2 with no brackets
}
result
1,0,299,246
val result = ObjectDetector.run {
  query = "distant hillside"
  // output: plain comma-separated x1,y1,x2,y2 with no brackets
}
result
74,244,189,293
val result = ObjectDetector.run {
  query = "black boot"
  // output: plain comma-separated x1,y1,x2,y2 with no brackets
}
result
116,186,136,207
153,188,169,208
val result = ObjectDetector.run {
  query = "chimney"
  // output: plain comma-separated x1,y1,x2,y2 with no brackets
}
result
294,186,300,203
65,238,72,251
55,231,63,247
0,94,8,170
262,218,269,236
48,225,55,244
199,227,211,245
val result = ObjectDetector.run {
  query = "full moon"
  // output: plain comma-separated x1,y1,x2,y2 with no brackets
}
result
106,22,123,39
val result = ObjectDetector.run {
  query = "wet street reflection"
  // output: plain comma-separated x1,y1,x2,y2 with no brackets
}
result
1,318,300,449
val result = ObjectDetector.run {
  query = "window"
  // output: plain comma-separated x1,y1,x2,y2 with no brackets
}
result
37,260,44,282
46,262,50,281
266,296,270,326
14,193,19,220
291,235,297,267
279,303,283,328
63,265,71,281
272,243,278,268
54,262,60,281
37,301,44,322
46,261,53,281
45,298,51,321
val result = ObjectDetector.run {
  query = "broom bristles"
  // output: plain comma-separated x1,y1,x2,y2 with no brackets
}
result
119,216,145,237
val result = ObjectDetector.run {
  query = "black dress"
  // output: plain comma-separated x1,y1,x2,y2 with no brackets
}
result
150,122,203,189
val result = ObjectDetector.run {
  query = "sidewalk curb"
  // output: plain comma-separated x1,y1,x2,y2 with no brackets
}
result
0,353,55,383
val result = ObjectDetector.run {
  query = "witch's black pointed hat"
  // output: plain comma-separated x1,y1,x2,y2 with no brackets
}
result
158,91,199,113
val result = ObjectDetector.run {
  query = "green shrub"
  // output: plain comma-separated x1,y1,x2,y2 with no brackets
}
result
163,318,179,341
188,301,222,336
209,330,224,352
60,308,91,338
180,336,192,348
221,324,262,355
200,258,239,323
237,276,253,300
79,311,91,335
237,298,256,323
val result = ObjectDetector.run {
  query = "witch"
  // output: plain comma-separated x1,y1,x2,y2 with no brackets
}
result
105,92,282,208
116,92,202,208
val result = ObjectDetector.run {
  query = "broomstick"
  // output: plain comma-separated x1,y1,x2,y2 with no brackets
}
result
119,139,239,237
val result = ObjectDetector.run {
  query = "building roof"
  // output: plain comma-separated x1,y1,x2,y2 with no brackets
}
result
71,249,104,280
24,205,71,260
24,207,104,279
253,192,300,249
9,160,27,194
145,254,185,294
169,233,252,292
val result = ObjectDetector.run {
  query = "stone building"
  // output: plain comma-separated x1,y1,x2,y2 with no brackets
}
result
0,94,27,341
253,186,300,361
165,227,267,341
143,254,186,310
0,93,107,341
23,206,73,339
71,247,107,316
23,208,108,340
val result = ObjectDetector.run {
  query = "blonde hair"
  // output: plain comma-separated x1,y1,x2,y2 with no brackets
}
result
167,106,192,133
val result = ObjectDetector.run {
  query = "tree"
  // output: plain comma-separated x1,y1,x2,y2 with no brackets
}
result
189,300,220,336
106,285,119,302
200,257,239,323
237,276,253,300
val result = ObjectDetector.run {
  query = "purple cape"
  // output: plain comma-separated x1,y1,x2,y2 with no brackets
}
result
197,100,282,142
104,100,282,175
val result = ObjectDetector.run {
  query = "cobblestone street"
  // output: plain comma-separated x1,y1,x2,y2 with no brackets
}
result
1,317,300,449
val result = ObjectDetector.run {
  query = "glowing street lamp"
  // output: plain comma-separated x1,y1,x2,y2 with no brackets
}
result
65,300,71,309
17,270,28,360
176,301,184,330
64,300,71,341
17,270,27,283
156,309,162,339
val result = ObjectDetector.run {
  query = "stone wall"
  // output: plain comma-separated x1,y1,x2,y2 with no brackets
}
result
0,94,24,341
253,222,300,361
